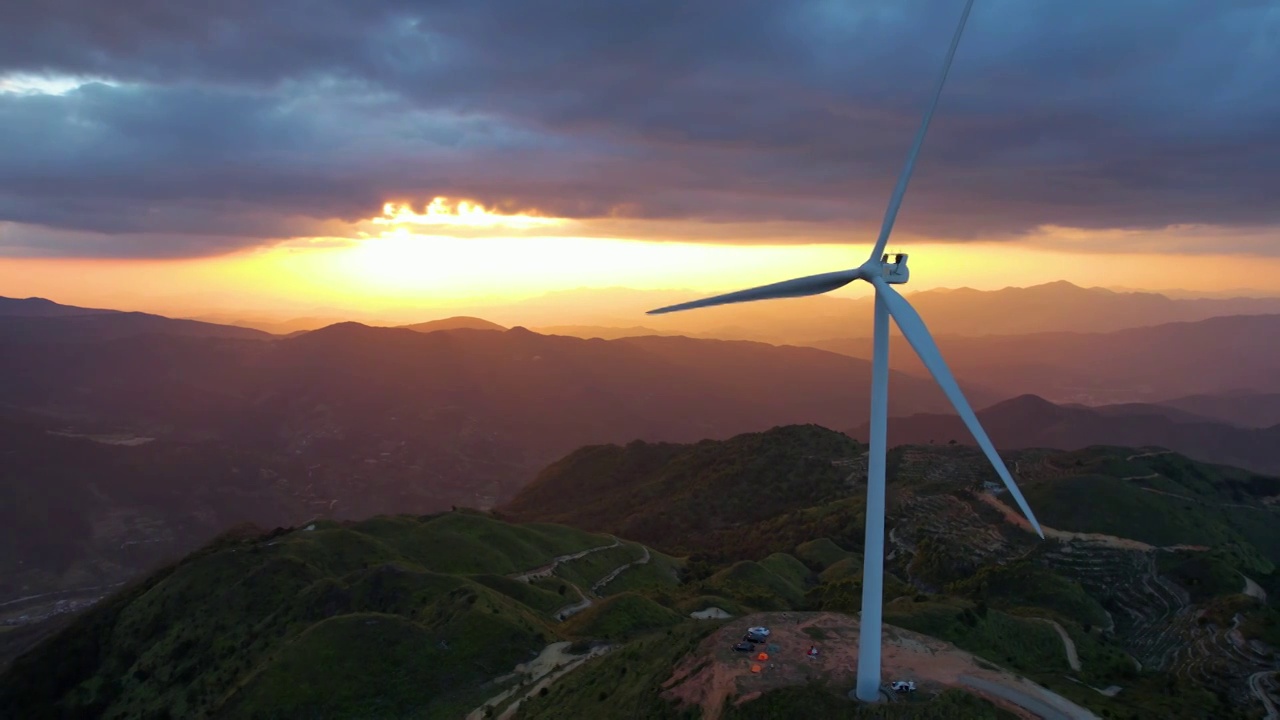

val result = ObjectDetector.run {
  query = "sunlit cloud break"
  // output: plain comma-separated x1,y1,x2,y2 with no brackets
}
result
0,72,116,96
372,198,566,231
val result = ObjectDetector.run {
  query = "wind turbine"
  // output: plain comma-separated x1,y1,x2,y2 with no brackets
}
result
646,0,1044,703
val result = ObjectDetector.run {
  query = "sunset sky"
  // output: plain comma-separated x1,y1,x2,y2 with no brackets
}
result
1,0,1278,317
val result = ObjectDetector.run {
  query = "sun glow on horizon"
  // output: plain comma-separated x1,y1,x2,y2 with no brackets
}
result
332,231,876,300
3,220,1280,318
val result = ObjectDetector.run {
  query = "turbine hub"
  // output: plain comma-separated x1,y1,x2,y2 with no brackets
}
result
858,253,910,285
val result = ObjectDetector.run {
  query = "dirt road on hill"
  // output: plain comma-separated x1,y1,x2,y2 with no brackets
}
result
1126,451,1173,461
593,545,650,593
508,538,620,582
1249,671,1279,720
1031,618,1081,672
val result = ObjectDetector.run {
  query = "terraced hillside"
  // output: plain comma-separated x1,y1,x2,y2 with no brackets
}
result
879,443,1280,715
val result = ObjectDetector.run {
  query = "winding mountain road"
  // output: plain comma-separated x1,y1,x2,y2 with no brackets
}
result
1031,618,1081,672
959,675,1100,720
509,538,621,582
553,583,592,621
593,545,651,593
1125,451,1174,461
1250,671,1279,720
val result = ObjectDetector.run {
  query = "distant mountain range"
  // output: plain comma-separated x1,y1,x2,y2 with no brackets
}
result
4,295,1279,578
0,302,973,517
531,324,686,340
817,313,1280,404
472,281,1280,342
1157,391,1280,429
0,296,269,342
398,316,506,333
846,394,1280,475
0,297,117,317
179,281,1280,343
0,309,974,443
9,291,1280,415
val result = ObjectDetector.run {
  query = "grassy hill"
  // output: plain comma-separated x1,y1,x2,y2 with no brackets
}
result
997,446,1280,571
500,424,866,559
0,513,658,719
7,427,1280,719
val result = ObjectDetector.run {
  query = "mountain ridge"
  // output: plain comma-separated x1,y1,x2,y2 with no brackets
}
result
816,313,1280,404
67,280,1280,341
846,393,1280,474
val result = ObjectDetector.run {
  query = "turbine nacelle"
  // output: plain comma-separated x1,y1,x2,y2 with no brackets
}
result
880,253,910,284
853,253,909,285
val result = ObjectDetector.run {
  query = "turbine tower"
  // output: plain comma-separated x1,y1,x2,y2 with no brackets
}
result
645,0,1045,703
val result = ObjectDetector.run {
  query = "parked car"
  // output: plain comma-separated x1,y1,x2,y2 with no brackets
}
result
732,642,754,652
747,626,771,638
743,632,768,644
891,680,917,694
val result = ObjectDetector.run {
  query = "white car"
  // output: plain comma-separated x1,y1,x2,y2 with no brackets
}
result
746,626,771,638
891,680,917,693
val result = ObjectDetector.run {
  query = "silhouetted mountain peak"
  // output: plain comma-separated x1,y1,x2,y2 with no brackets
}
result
293,321,410,345
986,393,1065,414
0,295,117,317
312,320,375,333
401,316,505,333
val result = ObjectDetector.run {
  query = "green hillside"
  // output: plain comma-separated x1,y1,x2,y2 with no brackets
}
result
7,428,1280,719
999,447,1279,573
0,513,651,720
563,592,683,641
500,424,865,558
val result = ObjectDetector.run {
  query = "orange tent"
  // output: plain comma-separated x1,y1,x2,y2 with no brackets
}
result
756,652,769,661
750,664,761,673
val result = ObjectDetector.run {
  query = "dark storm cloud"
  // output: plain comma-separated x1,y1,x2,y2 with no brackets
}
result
1,0,1278,257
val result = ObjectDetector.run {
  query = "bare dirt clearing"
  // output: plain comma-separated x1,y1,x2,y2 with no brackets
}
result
661,611,1099,720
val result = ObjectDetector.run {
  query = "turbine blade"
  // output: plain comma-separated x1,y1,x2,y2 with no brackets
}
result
645,269,860,315
873,278,1044,538
868,0,975,263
